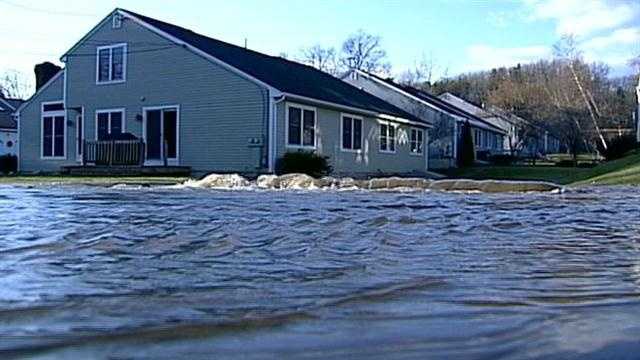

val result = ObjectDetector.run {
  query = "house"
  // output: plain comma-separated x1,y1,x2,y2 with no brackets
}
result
0,96,21,156
635,76,640,143
15,8,432,177
438,93,561,156
342,70,506,169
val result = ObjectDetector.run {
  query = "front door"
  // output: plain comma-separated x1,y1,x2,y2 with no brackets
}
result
144,107,178,164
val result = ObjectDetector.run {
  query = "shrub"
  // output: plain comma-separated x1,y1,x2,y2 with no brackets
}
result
457,121,475,168
276,151,332,177
597,135,639,161
489,154,517,166
0,154,17,174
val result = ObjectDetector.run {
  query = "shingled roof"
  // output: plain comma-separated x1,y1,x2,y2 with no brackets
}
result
118,9,429,126
0,112,17,130
356,71,505,134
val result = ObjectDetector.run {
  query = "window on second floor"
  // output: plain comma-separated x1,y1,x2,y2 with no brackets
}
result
96,44,127,84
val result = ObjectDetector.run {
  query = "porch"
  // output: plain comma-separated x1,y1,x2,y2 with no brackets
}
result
62,138,190,176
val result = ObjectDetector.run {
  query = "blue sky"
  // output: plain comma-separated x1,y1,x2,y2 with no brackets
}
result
2,0,639,93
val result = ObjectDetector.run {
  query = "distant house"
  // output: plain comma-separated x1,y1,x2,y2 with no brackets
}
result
0,96,21,156
15,8,433,176
438,93,561,156
636,76,640,143
342,70,506,169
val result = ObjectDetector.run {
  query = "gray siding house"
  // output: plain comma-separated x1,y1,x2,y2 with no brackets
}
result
439,93,561,156
343,70,506,169
16,8,432,176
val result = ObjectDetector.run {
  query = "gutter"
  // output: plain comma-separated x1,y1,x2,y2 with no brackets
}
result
281,92,432,129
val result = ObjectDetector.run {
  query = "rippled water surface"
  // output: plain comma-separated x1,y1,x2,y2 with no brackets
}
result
1,185,639,359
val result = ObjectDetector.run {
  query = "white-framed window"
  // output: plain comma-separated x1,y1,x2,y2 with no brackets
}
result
474,129,481,148
341,114,363,151
41,101,66,159
96,43,127,84
410,128,424,155
286,103,316,149
379,121,396,153
95,109,125,140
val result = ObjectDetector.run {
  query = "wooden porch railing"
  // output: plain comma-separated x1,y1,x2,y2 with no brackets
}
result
82,139,146,166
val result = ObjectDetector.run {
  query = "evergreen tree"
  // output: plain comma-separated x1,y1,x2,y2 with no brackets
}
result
457,121,475,167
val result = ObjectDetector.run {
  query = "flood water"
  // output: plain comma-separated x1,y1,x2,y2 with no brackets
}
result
1,185,639,359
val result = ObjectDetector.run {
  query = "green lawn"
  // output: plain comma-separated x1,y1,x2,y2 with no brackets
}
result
445,150,640,186
0,176,189,186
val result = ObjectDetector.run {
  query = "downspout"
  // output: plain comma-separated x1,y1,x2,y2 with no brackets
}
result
15,112,20,173
268,91,285,173
425,129,429,171
452,119,459,167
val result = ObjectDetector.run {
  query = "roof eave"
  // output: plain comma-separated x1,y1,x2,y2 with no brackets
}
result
282,92,432,128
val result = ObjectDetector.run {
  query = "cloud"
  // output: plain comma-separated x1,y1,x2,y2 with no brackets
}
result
525,0,640,36
464,45,550,72
486,11,509,28
583,27,640,50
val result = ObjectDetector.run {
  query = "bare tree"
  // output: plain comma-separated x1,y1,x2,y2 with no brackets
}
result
0,70,32,99
339,30,391,75
399,54,439,89
553,35,608,150
297,45,340,75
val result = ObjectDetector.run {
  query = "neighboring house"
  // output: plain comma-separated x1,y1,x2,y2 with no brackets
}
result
0,96,21,156
15,8,433,176
438,93,560,156
343,70,506,169
636,77,640,143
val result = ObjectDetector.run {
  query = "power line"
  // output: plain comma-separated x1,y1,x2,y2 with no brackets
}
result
0,0,99,17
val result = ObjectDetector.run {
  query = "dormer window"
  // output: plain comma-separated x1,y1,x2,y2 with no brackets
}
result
96,43,127,84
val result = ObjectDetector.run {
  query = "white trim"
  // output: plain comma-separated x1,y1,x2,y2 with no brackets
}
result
75,107,84,162
285,102,317,150
0,97,16,111
409,127,424,156
268,92,285,172
118,9,279,94
96,43,127,85
14,71,64,115
40,101,67,160
378,120,397,154
340,113,364,153
95,108,126,140
142,105,181,165
16,112,21,172
61,10,119,61
62,67,67,108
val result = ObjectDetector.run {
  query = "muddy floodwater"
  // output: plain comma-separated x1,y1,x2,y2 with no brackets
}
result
1,185,639,359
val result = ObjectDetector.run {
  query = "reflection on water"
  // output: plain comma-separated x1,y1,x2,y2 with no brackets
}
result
0,185,639,359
